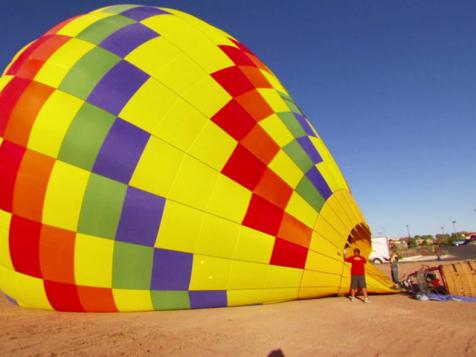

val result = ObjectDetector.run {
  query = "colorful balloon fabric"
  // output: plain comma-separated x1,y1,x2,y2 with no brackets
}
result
0,5,395,312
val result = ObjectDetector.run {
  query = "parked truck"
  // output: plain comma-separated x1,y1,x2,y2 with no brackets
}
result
369,236,391,264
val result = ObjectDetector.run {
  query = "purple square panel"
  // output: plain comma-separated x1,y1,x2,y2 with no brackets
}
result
307,167,332,200
93,119,149,183
100,23,159,57
294,113,315,137
121,6,169,21
189,290,228,309
88,60,149,115
151,249,193,290
297,136,322,164
116,187,165,246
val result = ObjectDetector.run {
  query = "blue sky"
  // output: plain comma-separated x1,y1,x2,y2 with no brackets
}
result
1,0,475,237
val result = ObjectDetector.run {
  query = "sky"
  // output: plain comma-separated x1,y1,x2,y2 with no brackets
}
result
1,0,475,238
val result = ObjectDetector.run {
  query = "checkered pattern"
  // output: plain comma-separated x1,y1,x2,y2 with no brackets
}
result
0,5,395,312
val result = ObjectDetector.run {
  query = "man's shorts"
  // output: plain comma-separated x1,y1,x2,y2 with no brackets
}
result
351,275,367,289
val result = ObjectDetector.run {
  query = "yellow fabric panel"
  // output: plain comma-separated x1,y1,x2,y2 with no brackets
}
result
317,199,349,240
227,260,267,290
130,137,184,198
228,288,299,306
113,289,154,312
125,36,182,78
189,255,230,290
164,8,236,46
366,263,397,293
342,191,366,224
194,214,240,258
304,250,344,275
0,265,17,300
0,210,13,270
150,54,206,94
268,150,303,189
155,200,202,253
181,74,231,117
57,12,113,37
206,174,251,224
152,100,208,152
141,14,234,73
188,121,237,171
325,193,353,235
0,75,13,92
261,70,289,95
316,162,339,193
42,161,90,231
119,77,178,133
259,113,294,147
285,191,318,229
265,265,303,289
309,232,343,259
298,286,339,299
168,155,219,211
300,270,342,288
335,190,360,226
233,226,274,264
74,233,114,288
15,272,52,310
35,38,95,88
28,90,84,157
313,213,347,248
257,89,290,112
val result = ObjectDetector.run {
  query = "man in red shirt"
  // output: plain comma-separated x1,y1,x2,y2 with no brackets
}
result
345,248,369,302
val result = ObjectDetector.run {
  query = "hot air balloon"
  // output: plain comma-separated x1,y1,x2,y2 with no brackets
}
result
0,4,395,311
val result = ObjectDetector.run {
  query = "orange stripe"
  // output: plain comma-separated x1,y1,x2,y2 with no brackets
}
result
4,81,54,146
12,149,55,221
278,212,313,248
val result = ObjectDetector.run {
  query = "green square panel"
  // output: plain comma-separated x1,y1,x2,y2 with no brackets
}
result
59,103,115,170
77,15,135,44
151,291,191,310
78,173,127,239
296,176,325,212
278,112,306,138
283,140,314,172
113,241,154,289
59,47,120,100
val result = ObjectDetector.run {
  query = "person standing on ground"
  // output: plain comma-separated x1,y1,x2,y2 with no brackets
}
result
390,249,400,285
345,248,369,303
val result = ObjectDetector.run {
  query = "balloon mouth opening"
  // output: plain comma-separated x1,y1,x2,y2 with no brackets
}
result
344,223,371,258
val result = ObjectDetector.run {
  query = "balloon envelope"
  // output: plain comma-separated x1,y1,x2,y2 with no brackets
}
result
0,4,395,311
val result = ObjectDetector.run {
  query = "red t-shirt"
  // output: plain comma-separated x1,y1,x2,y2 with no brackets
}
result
345,255,367,275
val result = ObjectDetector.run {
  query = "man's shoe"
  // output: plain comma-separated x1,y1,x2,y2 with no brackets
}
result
349,296,355,301
364,298,369,303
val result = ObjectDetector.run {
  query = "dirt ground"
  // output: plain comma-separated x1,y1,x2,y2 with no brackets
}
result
1,261,475,357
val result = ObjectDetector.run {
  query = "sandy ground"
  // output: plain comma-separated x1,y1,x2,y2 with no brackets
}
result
1,261,475,357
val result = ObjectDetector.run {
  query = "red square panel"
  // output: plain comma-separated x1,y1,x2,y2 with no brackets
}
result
77,286,117,312
0,141,26,212
255,169,293,209
39,225,76,284
9,215,42,278
211,99,256,141
242,194,284,236
222,144,266,191
211,66,255,97
236,90,273,122
270,238,308,269
241,125,279,165
44,280,84,312
219,45,256,67
0,77,31,136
